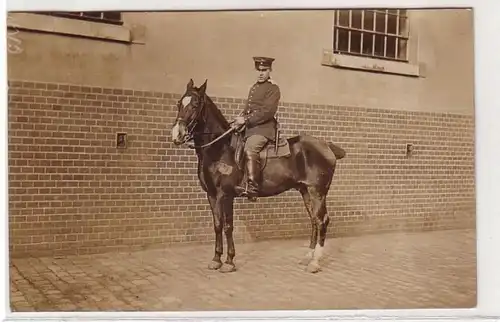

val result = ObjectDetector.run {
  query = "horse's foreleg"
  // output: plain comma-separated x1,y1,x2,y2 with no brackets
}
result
299,188,317,266
306,188,329,274
220,195,236,273
207,193,223,270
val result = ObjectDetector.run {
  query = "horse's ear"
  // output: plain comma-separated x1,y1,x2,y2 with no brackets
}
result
199,79,208,95
187,78,194,90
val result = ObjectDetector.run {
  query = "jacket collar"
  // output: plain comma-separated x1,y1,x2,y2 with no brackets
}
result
255,78,273,85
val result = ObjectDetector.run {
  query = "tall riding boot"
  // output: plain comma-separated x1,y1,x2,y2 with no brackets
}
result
245,155,261,201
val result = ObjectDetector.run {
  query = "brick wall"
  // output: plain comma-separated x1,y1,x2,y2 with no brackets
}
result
8,80,476,257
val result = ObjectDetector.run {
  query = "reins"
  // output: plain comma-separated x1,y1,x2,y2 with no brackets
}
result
186,126,237,149
180,94,244,150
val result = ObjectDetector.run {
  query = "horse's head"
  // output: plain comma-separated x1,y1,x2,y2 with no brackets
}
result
171,78,207,145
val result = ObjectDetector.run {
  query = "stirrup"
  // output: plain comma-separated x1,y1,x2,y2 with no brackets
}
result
245,183,259,202
234,182,258,201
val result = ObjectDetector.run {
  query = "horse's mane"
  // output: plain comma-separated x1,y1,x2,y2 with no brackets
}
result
203,93,231,130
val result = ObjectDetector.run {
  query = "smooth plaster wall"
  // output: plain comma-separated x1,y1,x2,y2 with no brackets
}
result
8,9,474,114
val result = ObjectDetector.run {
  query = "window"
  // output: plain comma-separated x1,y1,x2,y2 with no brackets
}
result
333,9,409,62
9,12,131,44
38,11,123,25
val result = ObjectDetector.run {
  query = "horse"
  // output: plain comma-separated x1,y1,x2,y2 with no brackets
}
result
170,79,346,273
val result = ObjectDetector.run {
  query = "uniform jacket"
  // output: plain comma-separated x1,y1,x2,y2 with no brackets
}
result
243,79,281,140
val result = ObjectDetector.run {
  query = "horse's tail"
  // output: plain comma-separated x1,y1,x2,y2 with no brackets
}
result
327,142,346,160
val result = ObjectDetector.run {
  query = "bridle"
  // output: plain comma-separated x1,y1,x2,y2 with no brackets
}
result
175,92,237,149
176,92,205,140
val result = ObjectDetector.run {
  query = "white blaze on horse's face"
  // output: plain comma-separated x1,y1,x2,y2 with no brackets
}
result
172,120,187,145
172,96,193,145
181,96,192,109
171,121,180,144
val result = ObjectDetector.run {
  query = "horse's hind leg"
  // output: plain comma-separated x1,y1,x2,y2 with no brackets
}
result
306,187,329,274
298,187,317,266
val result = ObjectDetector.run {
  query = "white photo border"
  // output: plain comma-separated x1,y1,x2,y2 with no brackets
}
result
1,0,499,321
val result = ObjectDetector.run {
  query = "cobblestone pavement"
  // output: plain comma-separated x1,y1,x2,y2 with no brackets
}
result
9,229,476,312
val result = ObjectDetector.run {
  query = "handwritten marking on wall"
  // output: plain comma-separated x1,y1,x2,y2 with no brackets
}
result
7,15,23,55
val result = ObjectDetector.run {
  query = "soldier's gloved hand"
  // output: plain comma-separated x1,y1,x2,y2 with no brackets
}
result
231,123,245,133
232,116,246,132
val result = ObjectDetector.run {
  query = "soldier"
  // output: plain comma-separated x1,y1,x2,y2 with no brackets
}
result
233,56,281,201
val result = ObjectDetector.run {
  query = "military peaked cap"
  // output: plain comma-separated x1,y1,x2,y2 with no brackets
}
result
253,56,275,70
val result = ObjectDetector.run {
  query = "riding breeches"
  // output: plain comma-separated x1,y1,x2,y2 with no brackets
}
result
244,134,269,159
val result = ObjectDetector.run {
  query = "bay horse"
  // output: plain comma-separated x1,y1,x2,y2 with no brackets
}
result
170,79,345,273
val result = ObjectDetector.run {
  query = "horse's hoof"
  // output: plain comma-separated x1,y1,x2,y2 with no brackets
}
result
219,263,236,273
306,261,321,273
208,261,222,270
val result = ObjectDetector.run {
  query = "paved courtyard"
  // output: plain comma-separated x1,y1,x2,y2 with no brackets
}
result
9,229,476,312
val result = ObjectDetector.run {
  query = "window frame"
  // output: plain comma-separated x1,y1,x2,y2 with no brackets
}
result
7,12,132,44
322,9,421,78
36,11,124,26
333,9,410,63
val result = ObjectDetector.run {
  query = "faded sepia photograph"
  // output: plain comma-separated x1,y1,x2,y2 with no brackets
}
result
7,8,476,312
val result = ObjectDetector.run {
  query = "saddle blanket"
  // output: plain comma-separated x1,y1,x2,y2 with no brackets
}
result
260,137,291,159
232,134,291,170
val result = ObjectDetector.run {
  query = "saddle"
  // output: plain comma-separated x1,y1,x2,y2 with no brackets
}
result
231,129,291,171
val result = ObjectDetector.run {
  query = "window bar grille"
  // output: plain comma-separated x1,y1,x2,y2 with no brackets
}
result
372,10,376,56
333,9,409,61
395,9,400,60
383,10,388,58
360,10,365,55
334,11,339,51
405,12,410,61
37,11,123,25
347,10,352,53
